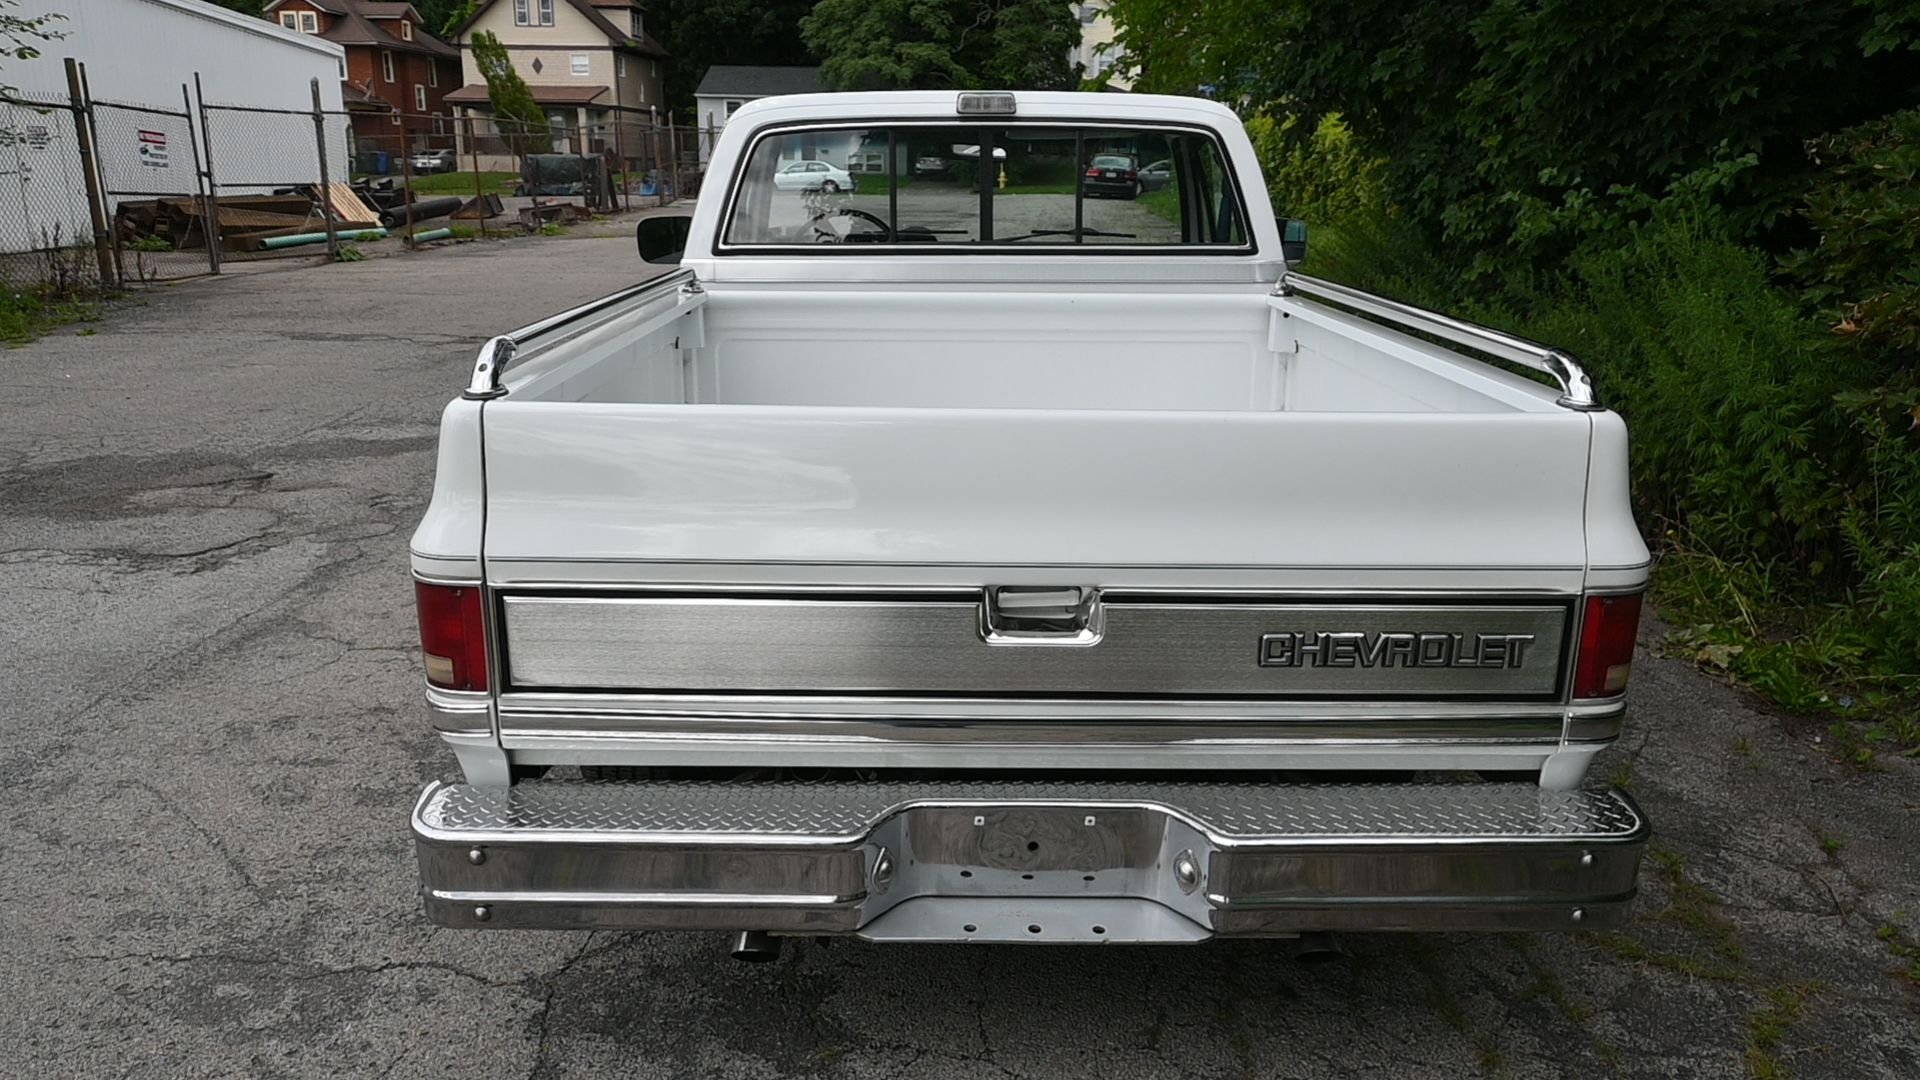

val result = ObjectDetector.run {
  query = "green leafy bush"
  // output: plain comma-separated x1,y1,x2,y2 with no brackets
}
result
1314,192,1920,737
1244,113,1382,228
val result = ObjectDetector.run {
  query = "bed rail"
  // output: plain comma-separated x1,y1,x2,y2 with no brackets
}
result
1276,271,1600,412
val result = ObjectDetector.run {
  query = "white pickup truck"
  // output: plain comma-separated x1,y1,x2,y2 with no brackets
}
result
408,91,1650,958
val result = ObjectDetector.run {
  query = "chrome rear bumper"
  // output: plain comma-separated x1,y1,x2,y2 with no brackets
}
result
413,779,1648,942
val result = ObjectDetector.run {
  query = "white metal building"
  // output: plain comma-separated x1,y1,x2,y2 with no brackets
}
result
9,0,347,108
2,0,347,255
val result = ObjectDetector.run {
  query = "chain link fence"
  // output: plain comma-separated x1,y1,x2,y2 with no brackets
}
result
0,90,109,294
1,62,725,295
196,100,358,265
91,96,214,282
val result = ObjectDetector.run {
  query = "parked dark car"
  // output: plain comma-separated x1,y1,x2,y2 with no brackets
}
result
1083,153,1141,199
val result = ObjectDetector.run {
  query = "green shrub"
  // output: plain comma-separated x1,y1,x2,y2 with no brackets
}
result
1312,194,1920,729
1245,113,1382,229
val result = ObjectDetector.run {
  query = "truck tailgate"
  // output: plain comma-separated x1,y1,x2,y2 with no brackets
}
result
479,402,1594,570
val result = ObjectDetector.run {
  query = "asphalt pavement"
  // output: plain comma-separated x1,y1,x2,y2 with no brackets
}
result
2,230,1916,1079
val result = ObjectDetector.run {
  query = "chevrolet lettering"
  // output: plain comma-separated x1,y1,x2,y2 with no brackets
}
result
1259,631,1537,670
407,90,1654,961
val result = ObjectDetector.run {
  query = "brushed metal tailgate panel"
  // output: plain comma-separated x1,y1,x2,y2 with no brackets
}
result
501,596,1569,698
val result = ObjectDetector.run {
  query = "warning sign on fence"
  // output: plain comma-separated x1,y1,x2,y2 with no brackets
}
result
24,124,49,150
138,129,169,168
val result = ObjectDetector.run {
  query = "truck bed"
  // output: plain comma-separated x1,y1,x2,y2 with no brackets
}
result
503,283,1567,414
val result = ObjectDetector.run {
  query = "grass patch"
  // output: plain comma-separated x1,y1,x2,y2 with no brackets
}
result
848,173,914,195
1649,848,1745,962
1138,186,1180,224
1876,922,1920,988
398,170,518,197
1744,982,1819,1080
536,223,568,237
1,289,101,344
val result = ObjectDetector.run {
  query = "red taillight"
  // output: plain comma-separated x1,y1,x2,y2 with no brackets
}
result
1124,169,1137,180
1572,593,1642,699
415,580,488,691
1085,167,1101,177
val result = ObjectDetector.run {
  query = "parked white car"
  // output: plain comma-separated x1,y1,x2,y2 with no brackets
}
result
410,91,1651,960
770,158,855,193
409,149,456,175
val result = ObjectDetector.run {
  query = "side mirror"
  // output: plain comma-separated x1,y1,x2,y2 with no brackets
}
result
1282,219,1308,266
636,214,693,265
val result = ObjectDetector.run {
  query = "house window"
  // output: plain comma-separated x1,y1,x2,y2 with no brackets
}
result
616,55,625,78
433,113,445,135
724,100,743,117
513,0,528,25
429,63,439,88
570,54,589,76
382,51,396,83
280,10,317,32
631,12,643,37
651,60,658,78
638,82,645,103
414,85,427,111
338,58,346,78
389,111,401,126
399,20,413,41
538,0,554,27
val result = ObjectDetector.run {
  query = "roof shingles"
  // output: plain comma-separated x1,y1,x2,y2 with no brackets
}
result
694,66,826,98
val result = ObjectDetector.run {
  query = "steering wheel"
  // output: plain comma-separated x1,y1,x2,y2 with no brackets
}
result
809,207,893,243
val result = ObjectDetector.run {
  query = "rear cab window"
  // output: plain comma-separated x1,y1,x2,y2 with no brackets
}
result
722,123,1252,252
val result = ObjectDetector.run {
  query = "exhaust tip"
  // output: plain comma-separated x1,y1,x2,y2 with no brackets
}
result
1288,931,1348,966
730,930,783,963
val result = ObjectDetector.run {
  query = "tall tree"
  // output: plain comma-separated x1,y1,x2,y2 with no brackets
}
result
470,29,548,159
414,0,477,38
646,0,822,120
1107,0,1920,273
801,0,1078,91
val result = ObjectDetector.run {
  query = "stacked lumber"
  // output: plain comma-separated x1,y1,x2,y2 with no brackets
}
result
112,188,381,252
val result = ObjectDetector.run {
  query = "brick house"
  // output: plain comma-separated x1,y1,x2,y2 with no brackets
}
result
263,1,463,161
444,0,668,171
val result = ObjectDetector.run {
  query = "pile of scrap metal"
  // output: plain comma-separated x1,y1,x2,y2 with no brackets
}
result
520,154,613,209
113,185,381,252
352,176,496,229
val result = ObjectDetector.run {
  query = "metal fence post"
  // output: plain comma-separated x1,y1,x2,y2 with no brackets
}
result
180,83,215,275
613,108,629,212
64,59,116,288
401,119,416,247
309,79,339,259
466,114,487,240
667,115,679,206
194,74,222,272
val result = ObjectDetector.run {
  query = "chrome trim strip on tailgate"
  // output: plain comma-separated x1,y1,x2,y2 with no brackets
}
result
500,596,1571,699
414,780,1648,938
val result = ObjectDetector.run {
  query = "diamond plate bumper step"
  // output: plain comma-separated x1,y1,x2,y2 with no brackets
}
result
413,780,1649,941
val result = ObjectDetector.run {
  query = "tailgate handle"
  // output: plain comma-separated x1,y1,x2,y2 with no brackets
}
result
981,586,1104,647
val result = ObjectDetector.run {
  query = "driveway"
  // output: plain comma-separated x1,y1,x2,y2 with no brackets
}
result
1,234,1916,1079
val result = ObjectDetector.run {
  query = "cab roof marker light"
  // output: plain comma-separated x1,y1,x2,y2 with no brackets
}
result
956,92,1017,116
